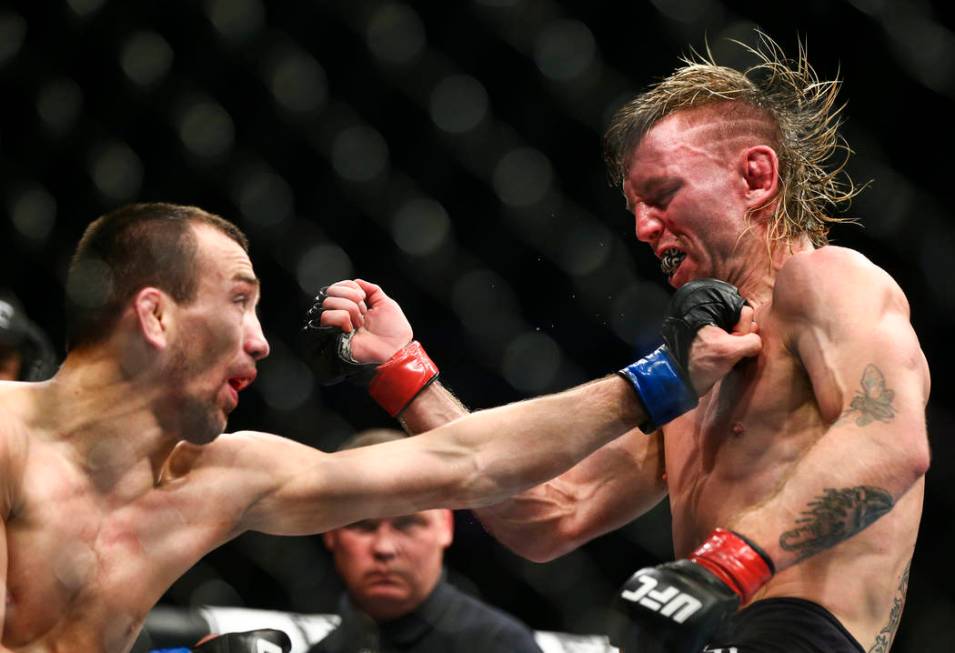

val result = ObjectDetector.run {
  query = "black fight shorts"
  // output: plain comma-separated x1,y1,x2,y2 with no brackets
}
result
702,597,866,653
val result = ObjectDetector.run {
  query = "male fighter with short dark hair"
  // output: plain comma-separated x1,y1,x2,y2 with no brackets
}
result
0,202,753,652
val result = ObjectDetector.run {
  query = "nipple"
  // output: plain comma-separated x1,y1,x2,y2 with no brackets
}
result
731,422,745,437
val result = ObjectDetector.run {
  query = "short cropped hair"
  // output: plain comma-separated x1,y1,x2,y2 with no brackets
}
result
603,33,860,246
65,203,249,351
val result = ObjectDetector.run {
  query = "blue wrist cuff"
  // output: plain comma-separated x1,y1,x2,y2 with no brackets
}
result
618,345,698,433
149,649,191,653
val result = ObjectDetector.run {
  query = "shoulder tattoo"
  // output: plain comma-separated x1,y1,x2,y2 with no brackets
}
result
840,364,896,427
779,486,894,562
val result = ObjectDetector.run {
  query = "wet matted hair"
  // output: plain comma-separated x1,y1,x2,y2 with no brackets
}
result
603,32,862,246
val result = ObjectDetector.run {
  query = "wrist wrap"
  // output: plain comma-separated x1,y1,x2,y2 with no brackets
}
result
368,341,439,417
618,345,698,433
689,528,775,604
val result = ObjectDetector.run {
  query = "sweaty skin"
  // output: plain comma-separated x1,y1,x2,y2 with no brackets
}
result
331,108,930,651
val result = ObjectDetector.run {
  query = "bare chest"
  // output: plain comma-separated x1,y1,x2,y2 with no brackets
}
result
3,455,222,650
663,318,826,553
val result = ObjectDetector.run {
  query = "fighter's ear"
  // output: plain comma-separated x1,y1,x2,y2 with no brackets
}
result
437,509,454,548
133,287,171,349
740,145,779,211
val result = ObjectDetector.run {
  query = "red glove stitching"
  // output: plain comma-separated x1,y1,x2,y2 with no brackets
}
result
368,341,439,417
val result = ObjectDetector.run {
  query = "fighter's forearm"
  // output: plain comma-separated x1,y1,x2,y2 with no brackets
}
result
397,381,470,434
431,374,645,508
727,416,929,573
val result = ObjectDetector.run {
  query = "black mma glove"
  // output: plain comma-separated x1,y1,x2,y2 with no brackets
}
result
192,629,291,653
618,279,747,433
302,289,440,416
302,287,377,385
661,279,748,374
609,529,774,653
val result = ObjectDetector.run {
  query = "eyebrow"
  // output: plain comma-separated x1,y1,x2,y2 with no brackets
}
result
624,175,673,211
232,273,260,288
633,176,673,193
232,273,263,307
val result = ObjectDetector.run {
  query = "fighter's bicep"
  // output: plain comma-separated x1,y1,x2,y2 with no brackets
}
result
236,432,463,536
781,257,927,422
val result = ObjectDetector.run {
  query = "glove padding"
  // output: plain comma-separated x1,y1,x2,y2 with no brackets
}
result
302,287,377,385
661,279,747,374
609,560,738,653
192,629,291,653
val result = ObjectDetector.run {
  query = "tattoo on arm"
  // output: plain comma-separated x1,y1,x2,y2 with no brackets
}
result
779,486,894,562
840,364,896,427
868,560,911,653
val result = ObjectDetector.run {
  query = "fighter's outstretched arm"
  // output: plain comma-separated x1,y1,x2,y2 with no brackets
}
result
399,382,668,562
309,279,755,561
229,372,646,536
727,247,930,570
190,277,756,540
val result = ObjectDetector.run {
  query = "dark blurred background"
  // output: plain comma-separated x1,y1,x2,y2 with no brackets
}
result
2,0,953,650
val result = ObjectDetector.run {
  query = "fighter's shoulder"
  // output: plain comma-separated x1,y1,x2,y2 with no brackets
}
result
774,246,906,318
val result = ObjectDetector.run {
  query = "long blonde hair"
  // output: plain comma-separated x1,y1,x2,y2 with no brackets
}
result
603,32,861,246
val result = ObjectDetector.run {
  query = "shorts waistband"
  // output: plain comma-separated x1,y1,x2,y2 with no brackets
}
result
741,597,866,653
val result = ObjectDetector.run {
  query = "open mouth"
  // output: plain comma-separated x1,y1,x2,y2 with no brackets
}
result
660,248,686,278
225,375,254,407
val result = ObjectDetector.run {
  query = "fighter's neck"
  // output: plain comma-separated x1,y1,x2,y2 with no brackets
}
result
39,355,180,492
724,234,815,309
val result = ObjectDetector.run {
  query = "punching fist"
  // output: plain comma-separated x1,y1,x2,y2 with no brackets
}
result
303,279,439,417
618,279,760,432
665,279,761,396
303,279,413,385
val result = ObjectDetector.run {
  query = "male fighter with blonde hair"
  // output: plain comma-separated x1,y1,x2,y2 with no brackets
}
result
316,35,929,653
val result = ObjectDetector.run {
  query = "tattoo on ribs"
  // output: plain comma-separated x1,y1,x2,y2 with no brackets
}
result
868,560,911,653
841,364,896,426
779,486,894,562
